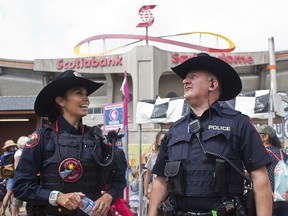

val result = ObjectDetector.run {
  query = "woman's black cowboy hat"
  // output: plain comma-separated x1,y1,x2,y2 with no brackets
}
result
34,70,103,117
171,52,242,101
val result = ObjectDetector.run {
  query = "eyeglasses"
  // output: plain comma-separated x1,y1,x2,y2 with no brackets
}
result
259,133,266,136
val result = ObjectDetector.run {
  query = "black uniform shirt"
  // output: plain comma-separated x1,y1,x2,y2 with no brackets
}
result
152,102,271,209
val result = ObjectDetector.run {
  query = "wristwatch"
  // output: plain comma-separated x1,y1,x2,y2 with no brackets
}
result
49,190,62,206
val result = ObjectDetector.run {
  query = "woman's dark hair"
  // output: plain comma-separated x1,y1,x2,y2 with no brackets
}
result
47,91,67,122
153,131,166,152
269,136,282,148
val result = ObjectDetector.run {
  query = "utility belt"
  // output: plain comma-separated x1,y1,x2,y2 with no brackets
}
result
177,212,213,216
158,197,248,216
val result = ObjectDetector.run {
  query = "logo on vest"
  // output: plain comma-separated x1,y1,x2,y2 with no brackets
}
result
58,158,83,183
208,125,231,131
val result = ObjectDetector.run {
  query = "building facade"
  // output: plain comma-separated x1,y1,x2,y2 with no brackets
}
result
0,46,288,150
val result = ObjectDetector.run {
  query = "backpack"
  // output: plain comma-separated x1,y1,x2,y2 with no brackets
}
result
0,153,15,179
266,148,288,202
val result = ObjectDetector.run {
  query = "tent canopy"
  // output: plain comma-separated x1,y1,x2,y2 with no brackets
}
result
136,90,285,125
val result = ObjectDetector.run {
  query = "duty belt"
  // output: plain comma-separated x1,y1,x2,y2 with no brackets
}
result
185,212,212,216
177,211,213,216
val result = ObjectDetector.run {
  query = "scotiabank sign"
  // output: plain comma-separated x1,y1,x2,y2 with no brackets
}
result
172,53,254,65
57,56,122,70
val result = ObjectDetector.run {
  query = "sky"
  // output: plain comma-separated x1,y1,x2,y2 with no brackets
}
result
0,0,287,60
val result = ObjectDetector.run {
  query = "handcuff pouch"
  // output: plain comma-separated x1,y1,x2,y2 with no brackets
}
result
164,161,184,195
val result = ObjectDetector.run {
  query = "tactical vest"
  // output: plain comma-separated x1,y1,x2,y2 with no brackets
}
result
166,115,244,197
40,127,108,201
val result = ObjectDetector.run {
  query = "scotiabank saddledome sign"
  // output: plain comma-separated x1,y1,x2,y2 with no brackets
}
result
172,53,254,64
56,52,254,70
57,56,123,70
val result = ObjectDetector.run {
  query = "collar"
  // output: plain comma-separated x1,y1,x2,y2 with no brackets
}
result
189,101,222,119
57,115,83,135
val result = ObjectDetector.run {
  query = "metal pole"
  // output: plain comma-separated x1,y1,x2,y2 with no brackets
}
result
146,27,148,45
268,37,278,126
139,169,147,216
138,124,142,175
138,124,143,215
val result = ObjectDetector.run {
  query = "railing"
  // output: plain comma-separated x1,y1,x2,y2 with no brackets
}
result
139,169,148,216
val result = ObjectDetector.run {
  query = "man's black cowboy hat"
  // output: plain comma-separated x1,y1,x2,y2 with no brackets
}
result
34,70,103,117
171,52,242,101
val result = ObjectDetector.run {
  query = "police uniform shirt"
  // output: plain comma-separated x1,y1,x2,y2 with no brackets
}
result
152,102,272,208
13,115,127,205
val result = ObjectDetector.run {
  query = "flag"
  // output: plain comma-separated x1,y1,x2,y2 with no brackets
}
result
120,71,130,102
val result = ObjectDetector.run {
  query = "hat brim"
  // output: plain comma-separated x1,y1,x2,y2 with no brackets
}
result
34,77,103,117
171,55,242,101
2,143,17,150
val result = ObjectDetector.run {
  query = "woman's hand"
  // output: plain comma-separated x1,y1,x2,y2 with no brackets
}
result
91,193,113,216
57,192,84,210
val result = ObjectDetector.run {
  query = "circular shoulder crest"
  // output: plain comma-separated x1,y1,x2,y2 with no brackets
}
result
25,132,40,148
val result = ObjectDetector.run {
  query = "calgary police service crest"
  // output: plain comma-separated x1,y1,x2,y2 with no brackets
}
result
58,158,83,182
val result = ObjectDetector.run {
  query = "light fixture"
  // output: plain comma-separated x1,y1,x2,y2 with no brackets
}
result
0,119,29,122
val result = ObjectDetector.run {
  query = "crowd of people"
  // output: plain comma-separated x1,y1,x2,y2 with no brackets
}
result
0,136,30,216
0,54,288,216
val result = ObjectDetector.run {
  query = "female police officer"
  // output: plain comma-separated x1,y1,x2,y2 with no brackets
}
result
13,70,127,216
148,53,273,216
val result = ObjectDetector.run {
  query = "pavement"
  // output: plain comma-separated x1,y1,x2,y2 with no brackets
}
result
2,204,27,216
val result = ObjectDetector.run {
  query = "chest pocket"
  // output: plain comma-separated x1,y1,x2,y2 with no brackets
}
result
57,134,81,159
202,130,231,156
167,133,191,161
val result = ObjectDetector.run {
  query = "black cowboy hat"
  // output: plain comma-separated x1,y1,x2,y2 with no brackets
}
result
34,70,103,117
171,53,242,101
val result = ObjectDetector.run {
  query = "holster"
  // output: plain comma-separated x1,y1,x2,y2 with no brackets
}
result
242,187,256,216
157,197,175,216
164,161,184,195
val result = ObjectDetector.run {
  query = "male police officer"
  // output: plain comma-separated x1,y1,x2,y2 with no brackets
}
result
148,53,272,216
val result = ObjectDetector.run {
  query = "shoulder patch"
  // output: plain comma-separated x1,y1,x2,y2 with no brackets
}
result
25,132,40,148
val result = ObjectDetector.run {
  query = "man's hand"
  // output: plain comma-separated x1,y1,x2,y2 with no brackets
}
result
148,176,168,216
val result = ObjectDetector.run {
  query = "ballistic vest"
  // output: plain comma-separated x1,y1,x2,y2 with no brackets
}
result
166,112,244,197
40,127,106,201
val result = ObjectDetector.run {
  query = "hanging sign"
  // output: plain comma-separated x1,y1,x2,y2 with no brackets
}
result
103,102,124,132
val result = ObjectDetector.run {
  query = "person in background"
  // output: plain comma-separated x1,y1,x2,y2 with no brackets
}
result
143,131,165,200
13,70,127,216
148,53,272,216
12,136,30,216
129,169,140,215
0,179,6,213
257,124,288,216
1,140,18,216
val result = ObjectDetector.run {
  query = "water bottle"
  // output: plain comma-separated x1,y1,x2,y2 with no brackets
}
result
79,196,95,216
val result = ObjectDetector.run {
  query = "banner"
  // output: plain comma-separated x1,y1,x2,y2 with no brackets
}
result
136,90,285,124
